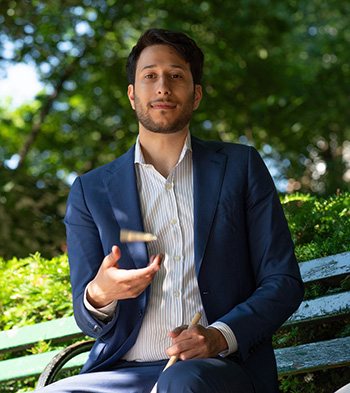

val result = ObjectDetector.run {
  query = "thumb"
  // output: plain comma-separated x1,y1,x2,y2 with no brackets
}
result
103,245,121,269
168,325,187,338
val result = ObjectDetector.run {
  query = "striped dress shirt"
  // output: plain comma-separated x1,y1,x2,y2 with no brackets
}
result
85,133,237,361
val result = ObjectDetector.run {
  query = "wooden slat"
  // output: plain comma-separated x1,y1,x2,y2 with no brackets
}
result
0,317,84,353
0,349,88,382
284,291,350,326
276,336,350,376
299,251,350,284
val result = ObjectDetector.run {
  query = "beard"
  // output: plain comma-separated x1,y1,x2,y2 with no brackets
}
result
134,94,195,134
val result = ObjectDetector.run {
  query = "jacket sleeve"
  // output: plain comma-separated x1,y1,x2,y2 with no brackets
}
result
64,177,119,338
218,146,304,361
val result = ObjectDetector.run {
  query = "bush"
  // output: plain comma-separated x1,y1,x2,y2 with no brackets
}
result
0,253,72,331
0,253,73,392
282,192,350,261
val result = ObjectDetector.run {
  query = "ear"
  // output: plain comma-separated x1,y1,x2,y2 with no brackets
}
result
193,84,202,111
127,84,135,110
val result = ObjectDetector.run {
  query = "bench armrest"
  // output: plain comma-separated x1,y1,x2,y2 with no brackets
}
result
35,340,95,390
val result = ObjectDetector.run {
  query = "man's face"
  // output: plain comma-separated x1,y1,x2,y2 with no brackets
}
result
128,44,202,135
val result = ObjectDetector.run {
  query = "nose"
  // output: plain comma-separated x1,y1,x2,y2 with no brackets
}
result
157,76,171,96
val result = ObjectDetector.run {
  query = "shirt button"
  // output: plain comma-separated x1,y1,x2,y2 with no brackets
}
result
165,183,172,190
174,255,181,262
93,325,101,333
170,218,177,225
174,290,180,297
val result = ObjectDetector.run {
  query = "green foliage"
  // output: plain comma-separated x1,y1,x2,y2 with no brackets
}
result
0,165,68,260
279,373,315,393
279,368,350,393
0,253,73,391
0,253,72,331
0,0,350,195
281,192,350,261
273,327,300,348
1,0,350,260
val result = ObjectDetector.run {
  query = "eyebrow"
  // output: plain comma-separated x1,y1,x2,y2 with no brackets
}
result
140,64,186,72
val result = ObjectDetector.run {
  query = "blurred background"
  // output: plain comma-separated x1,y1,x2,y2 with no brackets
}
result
0,0,349,259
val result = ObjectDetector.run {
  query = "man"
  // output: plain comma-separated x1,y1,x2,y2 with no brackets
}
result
41,28,304,392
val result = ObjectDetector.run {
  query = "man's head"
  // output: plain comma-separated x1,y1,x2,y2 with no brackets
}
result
126,29,203,135
126,28,204,86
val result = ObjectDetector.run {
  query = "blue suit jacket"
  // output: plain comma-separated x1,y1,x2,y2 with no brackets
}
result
65,136,304,393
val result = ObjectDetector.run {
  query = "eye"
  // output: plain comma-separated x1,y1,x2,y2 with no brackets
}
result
171,74,181,79
145,74,155,79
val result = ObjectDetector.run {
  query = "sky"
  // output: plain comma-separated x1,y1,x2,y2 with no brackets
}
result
0,62,43,108
0,62,45,170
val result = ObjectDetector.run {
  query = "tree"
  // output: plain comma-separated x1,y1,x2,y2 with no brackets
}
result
0,0,349,257
0,163,68,259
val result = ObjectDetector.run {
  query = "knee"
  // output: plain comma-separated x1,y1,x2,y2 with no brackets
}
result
156,360,208,393
156,358,254,393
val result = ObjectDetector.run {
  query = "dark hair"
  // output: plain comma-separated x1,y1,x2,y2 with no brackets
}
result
126,28,204,85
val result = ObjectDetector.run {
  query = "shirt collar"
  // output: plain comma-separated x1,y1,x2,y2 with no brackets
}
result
134,132,192,166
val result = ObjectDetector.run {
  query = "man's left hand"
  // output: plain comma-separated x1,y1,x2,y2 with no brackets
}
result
166,325,228,360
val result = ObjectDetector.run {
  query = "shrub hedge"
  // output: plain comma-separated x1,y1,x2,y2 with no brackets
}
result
0,192,349,392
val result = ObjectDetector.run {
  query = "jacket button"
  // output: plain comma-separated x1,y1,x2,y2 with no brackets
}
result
93,325,101,333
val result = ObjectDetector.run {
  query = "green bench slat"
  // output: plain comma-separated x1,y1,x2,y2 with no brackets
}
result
299,251,350,283
0,349,88,382
0,317,83,353
284,291,350,326
276,336,350,376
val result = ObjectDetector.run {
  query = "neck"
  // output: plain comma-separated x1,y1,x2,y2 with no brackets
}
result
138,128,189,178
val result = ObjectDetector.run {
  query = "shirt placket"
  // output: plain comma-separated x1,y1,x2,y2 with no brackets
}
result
165,171,184,329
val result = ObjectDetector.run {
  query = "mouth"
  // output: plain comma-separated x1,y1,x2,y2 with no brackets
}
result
150,101,177,110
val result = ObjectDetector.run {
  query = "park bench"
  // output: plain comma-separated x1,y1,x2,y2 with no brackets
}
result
0,251,349,389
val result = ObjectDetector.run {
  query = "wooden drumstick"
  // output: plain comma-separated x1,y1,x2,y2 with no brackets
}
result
120,229,157,242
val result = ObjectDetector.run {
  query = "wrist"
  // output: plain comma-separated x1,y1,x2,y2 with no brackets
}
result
86,281,112,308
208,327,228,353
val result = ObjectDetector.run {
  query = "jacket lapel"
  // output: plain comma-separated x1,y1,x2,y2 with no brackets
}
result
192,137,227,276
101,137,227,274
103,145,148,269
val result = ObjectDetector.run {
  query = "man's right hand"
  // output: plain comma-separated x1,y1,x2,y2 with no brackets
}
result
86,245,162,308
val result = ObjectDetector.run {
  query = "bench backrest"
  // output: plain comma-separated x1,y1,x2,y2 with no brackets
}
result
0,315,83,354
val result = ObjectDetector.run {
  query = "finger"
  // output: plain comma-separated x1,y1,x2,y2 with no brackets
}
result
111,262,161,289
178,347,205,360
149,253,163,267
103,246,121,269
167,336,209,360
135,259,162,278
166,338,194,358
168,325,188,338
170,326,206,348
